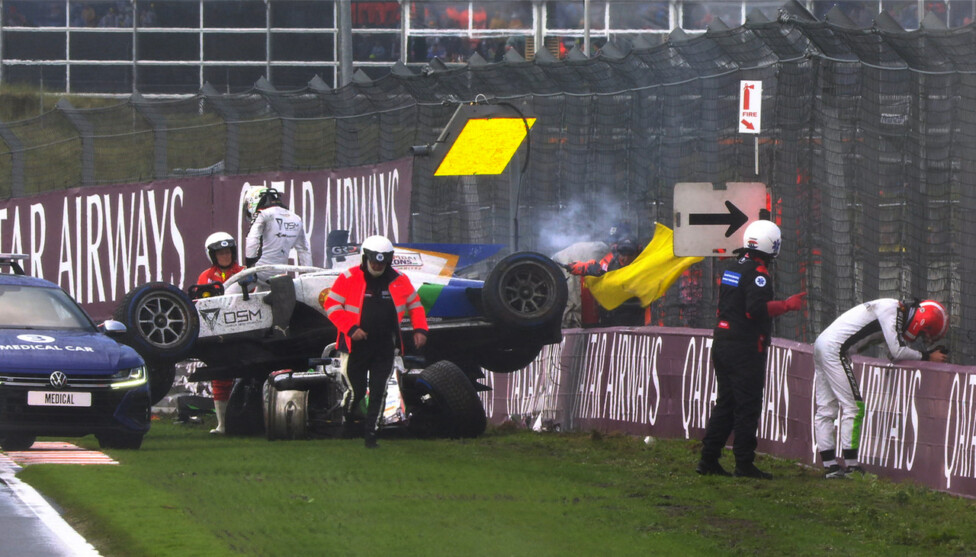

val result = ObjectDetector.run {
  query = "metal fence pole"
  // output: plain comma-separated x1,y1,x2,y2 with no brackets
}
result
131,92,168,180
56,99,95,187
201,83,239,175
255,77,295,171
0,120,25,197
337,0,353,87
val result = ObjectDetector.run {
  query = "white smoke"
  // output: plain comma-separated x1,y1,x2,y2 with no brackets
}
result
534,197,633,256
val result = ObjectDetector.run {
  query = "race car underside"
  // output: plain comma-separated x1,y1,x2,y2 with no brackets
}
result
187,304,561,385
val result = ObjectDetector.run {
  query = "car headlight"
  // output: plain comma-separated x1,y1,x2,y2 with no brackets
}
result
111,365,147,389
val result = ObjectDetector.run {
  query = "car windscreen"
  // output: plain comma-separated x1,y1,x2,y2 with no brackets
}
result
0,284,95,331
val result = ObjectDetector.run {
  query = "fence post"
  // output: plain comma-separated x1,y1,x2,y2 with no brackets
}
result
56,99,95,187
131,92,168,180
255,77,295,171
0,120,25,198
201,83,240,175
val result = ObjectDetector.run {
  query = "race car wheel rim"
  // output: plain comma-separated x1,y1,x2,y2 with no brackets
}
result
500,263,557,319
135,292,192,349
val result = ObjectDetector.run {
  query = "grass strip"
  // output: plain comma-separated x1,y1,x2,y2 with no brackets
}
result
17,421,976,557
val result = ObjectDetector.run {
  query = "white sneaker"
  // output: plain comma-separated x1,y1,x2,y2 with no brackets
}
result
824,464,847,479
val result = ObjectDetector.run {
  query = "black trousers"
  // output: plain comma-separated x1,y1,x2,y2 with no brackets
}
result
345,344,395,433
700,339,767,466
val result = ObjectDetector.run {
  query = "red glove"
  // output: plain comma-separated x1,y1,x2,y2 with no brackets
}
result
767,292,807,317
784,291,807,311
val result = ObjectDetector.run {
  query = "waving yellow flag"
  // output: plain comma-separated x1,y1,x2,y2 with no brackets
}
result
585,223,703,310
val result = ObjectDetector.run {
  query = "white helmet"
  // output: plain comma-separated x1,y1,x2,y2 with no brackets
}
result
243,185,283,222
361,235,394,276
742,220,781,258
204,232,237,267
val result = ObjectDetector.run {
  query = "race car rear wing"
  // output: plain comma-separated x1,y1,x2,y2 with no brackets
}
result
0,253,27,275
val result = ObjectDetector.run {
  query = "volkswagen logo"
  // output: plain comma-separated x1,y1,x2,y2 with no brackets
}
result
49,371,68,389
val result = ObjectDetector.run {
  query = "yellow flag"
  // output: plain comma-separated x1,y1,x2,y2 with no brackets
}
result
585,223,703,310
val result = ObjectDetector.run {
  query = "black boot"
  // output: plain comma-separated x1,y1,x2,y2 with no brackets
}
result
696,459,732,477
364,432,378,449
734,462,772,480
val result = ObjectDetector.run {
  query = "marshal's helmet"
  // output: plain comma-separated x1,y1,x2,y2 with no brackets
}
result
615,235,639,256
204,231,237,267
243,186,284,223
742,220,781,258
608,221,632,246
903,300,948,343
361,235,395,277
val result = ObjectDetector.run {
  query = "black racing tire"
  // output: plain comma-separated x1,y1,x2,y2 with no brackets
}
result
147,362,177,407
482,252,568,328
0,434,36,451
412,360,486,438
113,282,199,364
474,344,542,373
96,431,144,450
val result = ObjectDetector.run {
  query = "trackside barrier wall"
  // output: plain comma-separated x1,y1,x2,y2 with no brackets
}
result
0,159,413,319
483,326,976,498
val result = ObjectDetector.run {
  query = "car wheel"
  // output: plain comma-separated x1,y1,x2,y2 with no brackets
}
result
411,360,486,438
482,252,568,328
0,434,36,451
114,282,199,363
264,383,309,441
96,432,144,450
146,362,177,407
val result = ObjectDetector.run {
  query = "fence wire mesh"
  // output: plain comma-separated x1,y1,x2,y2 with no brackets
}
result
2,7,976,362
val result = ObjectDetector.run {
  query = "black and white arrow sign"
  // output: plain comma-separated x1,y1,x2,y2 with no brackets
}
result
688,201,748,238
673,182,768,257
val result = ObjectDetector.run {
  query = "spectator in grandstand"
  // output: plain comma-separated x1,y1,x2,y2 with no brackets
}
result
813,299,947,479
427,38,447,61
98,7,118,27
323,235,428,449
504,35,526,57
37,4,65,27
490,9,508,29
697,220,806,480
117,2,133,27
195,232,245,434
78,3,97,27
5,5,29,26
139,3,158,27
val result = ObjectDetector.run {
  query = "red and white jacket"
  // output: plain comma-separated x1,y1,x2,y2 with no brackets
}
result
322,265,428,352
196,264,245,286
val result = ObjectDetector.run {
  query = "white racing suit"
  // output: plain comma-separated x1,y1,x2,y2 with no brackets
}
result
813,298,923,465
244,205,312,284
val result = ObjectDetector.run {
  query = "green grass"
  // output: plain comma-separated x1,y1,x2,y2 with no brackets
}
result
17,421,976,557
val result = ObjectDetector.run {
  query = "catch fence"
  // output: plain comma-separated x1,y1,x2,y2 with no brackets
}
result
1,2,974,363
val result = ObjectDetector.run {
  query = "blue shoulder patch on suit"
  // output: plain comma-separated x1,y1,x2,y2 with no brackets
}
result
721,270,741,287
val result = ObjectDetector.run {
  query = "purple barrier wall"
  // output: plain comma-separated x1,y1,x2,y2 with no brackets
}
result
484,327,976,498
0,159,412,320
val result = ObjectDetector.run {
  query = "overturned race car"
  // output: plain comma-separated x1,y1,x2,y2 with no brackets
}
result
111,236,568,438
262,346,487,441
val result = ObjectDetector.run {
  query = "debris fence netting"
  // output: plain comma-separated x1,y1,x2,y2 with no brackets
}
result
2,5,976,363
